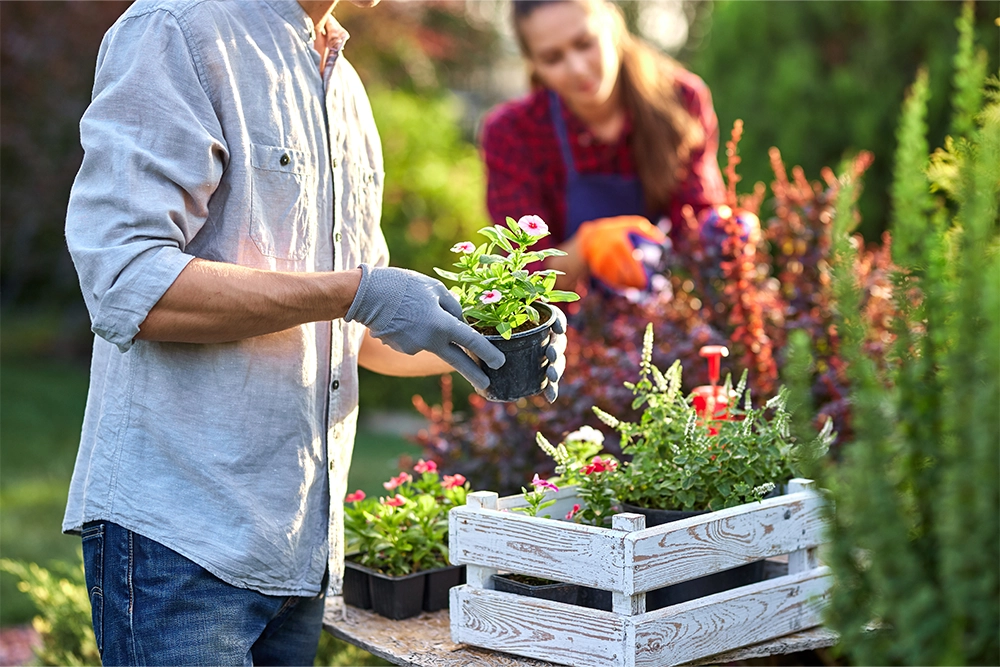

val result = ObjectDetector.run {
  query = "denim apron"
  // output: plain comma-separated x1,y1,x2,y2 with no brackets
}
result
548,90,647,238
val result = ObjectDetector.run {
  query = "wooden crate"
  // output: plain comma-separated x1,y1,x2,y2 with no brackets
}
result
448,479,831,667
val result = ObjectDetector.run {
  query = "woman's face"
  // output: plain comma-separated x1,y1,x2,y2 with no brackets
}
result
519,2,620,111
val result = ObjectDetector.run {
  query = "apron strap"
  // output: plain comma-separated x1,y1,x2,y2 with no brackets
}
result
548,90,577,178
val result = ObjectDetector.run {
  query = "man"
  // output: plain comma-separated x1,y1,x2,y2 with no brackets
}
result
63,0,566,664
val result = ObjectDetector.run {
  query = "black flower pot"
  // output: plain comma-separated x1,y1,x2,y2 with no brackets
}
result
474,305,557,403
422,564,465,612
368,568,426,620
492,573,580,605
620,503,767,610
579,586,613,611
343,559,372,610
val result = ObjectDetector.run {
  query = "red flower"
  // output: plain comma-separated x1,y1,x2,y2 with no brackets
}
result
414,459,438,474
383,472,413,491
344,490,366,503
565,503,581,520
382,494,406,507
442,473,466,489
581,456,618,475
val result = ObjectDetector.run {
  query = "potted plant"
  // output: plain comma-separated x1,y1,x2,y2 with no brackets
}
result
434,215,579,402
530,324,832,609
343,459,470,619
593,324,832,607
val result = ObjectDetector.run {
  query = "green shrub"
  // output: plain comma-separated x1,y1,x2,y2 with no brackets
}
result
814,5,999,662
0,556,98,667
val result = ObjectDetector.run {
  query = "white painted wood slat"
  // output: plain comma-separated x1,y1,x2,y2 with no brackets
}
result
450,506,626,589
451,586,629,667
633,567,832,666
628,491,826,593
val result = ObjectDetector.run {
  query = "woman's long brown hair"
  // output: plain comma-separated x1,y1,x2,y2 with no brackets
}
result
513,0,705,213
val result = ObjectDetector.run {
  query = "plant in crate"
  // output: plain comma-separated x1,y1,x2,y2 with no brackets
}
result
811,8,999,663
434,215,579,402
583,323,832,608
491,474,583,605
342,459,469,619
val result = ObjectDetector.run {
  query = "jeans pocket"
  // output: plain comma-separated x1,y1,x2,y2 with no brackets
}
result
81,522,104,653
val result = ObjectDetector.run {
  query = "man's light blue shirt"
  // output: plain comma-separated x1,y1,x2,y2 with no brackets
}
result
63,0,388,600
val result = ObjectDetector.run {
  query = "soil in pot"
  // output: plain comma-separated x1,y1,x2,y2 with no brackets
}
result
620,502,767,610
422,564,465,612
343,559,372,610
367,568,426,620
492,573,580,605
474,304,557,403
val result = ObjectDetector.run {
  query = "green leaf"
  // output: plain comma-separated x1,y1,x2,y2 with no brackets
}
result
545,290,581,303
433,268,461,282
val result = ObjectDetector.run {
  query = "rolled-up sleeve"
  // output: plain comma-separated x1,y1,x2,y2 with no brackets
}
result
66,9,227,352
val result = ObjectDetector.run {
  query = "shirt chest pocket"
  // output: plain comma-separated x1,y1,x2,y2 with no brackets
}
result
249,144,317,261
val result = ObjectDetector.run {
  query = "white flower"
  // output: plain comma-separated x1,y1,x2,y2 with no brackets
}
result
480,289,502,304
451,241,475,254
517,215,548,237
565,425,605,445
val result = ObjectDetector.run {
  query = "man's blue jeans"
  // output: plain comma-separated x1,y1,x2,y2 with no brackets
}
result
81,521,325,666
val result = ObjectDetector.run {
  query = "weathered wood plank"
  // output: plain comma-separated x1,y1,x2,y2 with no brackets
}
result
628,491,826,592
462,492,500,589
449,507,626,589
450,585,628,667
786,479,821,574
613,513,646,617
633,567,832,667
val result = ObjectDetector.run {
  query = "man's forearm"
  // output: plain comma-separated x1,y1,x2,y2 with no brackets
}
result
136,258,362,344
357,330,454,376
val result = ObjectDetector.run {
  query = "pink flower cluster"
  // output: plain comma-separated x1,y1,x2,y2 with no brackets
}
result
443,473,466,489
517,215,548,237
530,474,559,492
581,457,618,475
383,472,413,491
414,458,438,474
345,490,366,503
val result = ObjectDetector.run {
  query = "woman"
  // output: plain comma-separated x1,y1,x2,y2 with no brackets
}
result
481,0,726,292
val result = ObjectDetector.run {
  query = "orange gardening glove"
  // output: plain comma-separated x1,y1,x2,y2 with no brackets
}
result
575,216,667,290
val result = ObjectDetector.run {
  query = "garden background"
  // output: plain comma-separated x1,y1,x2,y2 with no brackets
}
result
1,1,997,665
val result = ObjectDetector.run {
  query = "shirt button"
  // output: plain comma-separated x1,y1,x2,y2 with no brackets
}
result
280,153,290,166
331,379,340,390
335,232,342,242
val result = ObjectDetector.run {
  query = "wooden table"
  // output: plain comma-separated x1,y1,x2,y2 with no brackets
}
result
323,605,838,667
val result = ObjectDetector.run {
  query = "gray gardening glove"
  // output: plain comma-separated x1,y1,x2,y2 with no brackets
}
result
345,264,505,392
542,306,568,403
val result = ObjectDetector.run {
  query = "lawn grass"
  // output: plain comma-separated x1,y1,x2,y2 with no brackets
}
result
0,314,416,665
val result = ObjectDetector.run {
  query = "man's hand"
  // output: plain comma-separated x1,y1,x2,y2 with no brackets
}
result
345,264,505,392
541,306,568,402
576,216,667,290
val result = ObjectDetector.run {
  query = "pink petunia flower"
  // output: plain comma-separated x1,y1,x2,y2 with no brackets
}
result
565,503,581,520
530,474,559,493
517,215,548,236
383,471,413,491
345,490,366,503
443,473,467,489
451,241,476,254
382,494,406,507
414,458,438,474
480,289,502,304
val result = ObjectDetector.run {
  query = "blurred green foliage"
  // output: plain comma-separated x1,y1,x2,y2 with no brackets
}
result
690,0,999,240
809,7,999,661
